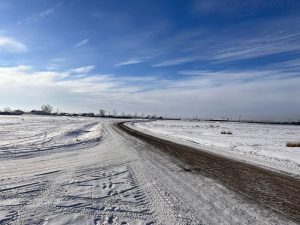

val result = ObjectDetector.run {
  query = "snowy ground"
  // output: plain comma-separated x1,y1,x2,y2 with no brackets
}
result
0,115,110,159
130,120,300,175
0,115,297,224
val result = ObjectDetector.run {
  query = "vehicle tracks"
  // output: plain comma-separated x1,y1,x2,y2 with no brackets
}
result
117,122,300,222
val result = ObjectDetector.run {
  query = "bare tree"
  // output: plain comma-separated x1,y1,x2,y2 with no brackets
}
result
41,104,53,114
99,109,106,116
3,107,12,112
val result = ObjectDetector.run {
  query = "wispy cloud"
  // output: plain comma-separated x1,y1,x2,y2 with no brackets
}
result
52,58,65,62
114,59,141,67
178,70,212,75
55,3,63,8
193,0,300,16
153,57,195,67
0,36,27,52
18,3,63,25
74,39,89,48
46,66,58,71
68,65,95,74
177,64,300,88
1,63,300,119
212,31,300,62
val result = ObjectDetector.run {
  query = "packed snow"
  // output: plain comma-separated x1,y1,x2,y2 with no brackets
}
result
131,120,300,175
0,115,297,224
0,115,109,159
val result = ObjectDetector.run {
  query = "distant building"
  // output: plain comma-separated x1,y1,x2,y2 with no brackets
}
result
0,111,11,115
12,110,24,115
31,110,47,115
59,112,70,116
210,117,229,122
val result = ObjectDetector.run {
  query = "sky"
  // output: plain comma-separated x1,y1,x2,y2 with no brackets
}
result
1,0,300,120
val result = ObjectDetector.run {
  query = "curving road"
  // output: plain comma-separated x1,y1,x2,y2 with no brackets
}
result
0,121,298,224
118,122,300,222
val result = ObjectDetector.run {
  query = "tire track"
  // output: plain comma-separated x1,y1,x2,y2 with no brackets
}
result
117,121,300,222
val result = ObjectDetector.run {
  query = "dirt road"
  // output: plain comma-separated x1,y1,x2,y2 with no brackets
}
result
118,122,300,222
0,118,298,224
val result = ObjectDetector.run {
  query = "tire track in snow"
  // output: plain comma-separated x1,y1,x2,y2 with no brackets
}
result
0,118,298,224
118,121,300,223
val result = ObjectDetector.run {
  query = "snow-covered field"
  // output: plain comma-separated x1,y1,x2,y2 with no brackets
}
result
131,120,300,175
0,115,297,224
0,115,110,159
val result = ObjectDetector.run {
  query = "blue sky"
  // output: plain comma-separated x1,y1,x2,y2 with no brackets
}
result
1,0,300,120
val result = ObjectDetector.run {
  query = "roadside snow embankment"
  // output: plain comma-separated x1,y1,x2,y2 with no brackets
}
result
0,115,111,158
130,120,300,175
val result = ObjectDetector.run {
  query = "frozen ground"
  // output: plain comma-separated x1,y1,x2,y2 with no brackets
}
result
0,115,297,224
0,115,109,159
130,120,300,175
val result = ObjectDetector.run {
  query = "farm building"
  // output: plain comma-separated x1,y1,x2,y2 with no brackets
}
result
31,110,47,115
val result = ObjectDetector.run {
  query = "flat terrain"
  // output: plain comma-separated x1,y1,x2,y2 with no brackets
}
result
132,120,300,174
0,116,298,224
119,122,300,222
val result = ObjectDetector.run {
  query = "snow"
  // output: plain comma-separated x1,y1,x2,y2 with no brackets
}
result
0,199,25,206
0,115,109,159
0,115,297,224
0,211,14,223
44,214,95,225
130,120,300,175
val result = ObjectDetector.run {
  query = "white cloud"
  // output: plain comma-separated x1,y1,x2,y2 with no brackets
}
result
0,36,27,52
52,58,65,62
114,59,141,67
19,9,53,25
68,65,95,74
177,69,295,87
153,57,195,67
46,65,58,71
55,3,63,8
211,30,300,63
1,63,300,120
18,3,63,25
74,39,89,48
193,0,298,16
178,70,211,75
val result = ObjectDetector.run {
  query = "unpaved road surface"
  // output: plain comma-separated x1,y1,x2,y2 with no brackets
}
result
118,122,300,222
0,119,298,224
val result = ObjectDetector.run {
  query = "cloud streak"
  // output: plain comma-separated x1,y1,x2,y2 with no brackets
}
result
52,58,65,62
193,0,300,16
212,31,300,62
114,59,141,67
153,57,195,67
18,3,63,25
68,65,95,74
74,39,89,48
0,36,27,52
